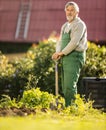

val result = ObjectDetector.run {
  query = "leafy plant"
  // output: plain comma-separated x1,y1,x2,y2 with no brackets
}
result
28,40,56,93
0,38,106,99
0,87,101,118
19,88,56,109
81,42,106,77
0,95,18,108
62,94,100,116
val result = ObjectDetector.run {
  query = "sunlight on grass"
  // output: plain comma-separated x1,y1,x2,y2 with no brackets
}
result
0,112,106,130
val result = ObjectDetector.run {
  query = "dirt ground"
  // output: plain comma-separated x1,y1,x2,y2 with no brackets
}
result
0,107,36,117
0,107,49,117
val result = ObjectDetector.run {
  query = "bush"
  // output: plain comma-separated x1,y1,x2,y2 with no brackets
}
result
28,41,106,95
81,42,106,77
0,52,35,99
0,88,99,117
30,41,56,93
0,39,106,99
19,88,56,108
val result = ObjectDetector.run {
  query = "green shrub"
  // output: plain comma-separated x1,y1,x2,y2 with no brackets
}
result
0,52,16,99
0,88,100,117
0,39,106,99
19,88,56,108
28,40,56,94
81,42,106,77
28,41,106,95
0,52,35,99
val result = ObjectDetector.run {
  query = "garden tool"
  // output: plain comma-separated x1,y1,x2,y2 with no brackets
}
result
55,61,59,96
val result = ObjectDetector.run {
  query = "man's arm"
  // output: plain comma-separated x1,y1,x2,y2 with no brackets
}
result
62,22,86,55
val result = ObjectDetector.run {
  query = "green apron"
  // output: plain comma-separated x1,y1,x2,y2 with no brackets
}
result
60,29,85,107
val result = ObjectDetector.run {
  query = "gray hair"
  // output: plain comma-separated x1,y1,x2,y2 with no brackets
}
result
65,1,79,12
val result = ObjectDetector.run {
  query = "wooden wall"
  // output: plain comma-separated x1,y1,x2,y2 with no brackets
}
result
0,0,106,42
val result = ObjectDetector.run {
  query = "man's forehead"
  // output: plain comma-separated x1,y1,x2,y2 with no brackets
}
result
66,5,75,10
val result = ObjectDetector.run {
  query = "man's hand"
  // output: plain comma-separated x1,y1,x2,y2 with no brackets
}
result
52,53,60,60
58,52,64,57
52,52,64,60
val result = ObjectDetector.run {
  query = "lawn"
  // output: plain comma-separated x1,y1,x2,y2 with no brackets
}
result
0,111,106,130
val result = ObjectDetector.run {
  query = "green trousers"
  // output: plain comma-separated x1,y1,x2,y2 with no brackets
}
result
61,51,85,107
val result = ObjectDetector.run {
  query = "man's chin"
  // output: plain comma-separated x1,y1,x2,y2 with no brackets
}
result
66,16,74,22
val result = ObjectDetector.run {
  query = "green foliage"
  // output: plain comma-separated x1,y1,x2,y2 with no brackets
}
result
19,88,56,109
11,57,35,91
27,41,106,95
81,42,106,77
63,94,97,116
0,95,18,108
0,88,65,111
0,88,102,117
0,52,16,98
31,41,56,93
0,51,15,76
0,39,106,99
0,52,38,99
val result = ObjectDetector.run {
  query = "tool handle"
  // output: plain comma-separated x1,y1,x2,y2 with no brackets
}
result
55,61,58,95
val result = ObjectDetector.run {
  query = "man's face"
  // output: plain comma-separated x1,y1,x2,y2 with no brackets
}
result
65,5,78,22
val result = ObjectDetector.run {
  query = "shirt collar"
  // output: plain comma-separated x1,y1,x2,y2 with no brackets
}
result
68,17,80,25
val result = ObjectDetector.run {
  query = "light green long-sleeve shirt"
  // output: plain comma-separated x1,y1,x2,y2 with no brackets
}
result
56,17,88,55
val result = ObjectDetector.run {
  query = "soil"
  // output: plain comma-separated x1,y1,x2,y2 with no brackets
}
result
0,107,49,117
0,107,37,117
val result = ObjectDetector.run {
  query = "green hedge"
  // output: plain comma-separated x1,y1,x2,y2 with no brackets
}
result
81,42,106,77
0,40,106,99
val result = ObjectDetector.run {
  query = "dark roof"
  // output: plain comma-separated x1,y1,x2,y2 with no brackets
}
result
0,0,106,42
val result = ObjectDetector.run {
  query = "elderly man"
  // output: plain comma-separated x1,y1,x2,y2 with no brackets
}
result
52,1,88,107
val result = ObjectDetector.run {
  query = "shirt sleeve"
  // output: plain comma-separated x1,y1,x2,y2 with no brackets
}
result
62,22,86,55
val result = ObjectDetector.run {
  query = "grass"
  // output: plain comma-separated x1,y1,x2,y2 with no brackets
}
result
0,110,106,130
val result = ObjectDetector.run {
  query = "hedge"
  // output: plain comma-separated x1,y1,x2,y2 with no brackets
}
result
0,39,106,99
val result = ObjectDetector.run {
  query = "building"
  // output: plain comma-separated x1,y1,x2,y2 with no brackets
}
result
0,0,106,43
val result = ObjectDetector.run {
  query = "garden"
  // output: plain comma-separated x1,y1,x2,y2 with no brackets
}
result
0,36,106,130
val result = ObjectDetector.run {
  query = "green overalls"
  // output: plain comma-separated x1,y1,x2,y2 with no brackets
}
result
60,29,85,107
